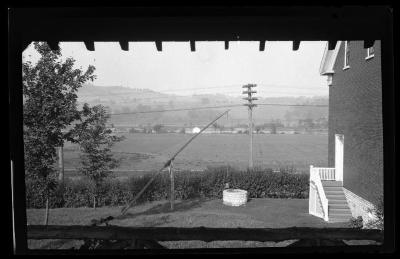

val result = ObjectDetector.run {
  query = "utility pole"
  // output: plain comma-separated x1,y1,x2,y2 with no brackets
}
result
242,84,257,170
169,159,174,211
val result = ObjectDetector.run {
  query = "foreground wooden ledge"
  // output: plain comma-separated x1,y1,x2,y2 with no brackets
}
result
27,226,384,243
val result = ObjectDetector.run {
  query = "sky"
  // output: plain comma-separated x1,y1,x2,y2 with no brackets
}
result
22,41,329,97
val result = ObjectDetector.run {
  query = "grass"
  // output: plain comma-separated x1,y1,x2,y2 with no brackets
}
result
27,198,362,249
62,133,328,178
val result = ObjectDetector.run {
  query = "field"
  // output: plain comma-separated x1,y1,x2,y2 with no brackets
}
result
63,133,328,178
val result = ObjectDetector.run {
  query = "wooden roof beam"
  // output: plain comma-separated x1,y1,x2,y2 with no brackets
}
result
119,41,129,51
292,40,300,51
47,41,60,51
190,40,195,52
259,40,266,51
328,41,337,50
155,41,162,51
364,40,375,49
84,41,95,51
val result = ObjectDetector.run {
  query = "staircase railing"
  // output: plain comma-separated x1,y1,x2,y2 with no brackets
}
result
316,167,336,181
309,165,329,221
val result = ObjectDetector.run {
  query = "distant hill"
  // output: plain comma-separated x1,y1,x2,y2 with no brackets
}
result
77,85,328,127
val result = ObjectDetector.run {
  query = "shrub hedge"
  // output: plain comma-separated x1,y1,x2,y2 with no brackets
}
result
25,166,309,209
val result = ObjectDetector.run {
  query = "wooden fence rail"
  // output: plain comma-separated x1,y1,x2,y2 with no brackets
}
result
27,225,383,243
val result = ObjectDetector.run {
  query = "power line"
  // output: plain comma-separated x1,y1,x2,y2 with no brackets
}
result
78,91,328,106
257,103,328,107
79,91,329,105
78,85,243,98
109,104,241,116
108,103,328,116
78,84,327,98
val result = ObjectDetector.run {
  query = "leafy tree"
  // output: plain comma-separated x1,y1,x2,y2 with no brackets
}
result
212,123,219,130
69,104,124,209
153,124,164,133
212,123,224,132
255,125,263,134
22,42,96,224
270,124,277,134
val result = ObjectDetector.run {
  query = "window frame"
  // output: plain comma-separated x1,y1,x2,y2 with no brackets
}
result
343,41,350,70
366,46,375,60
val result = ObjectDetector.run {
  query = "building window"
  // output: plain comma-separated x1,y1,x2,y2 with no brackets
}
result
366,46,375,60
343,41,350,70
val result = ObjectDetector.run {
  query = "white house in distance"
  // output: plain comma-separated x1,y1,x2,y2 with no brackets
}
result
191,127,201,134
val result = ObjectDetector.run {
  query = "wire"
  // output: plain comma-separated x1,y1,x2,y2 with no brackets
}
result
257,103,328,107
78,84,327,98
109,104,241,115
108,103,328,116
78,85,242,98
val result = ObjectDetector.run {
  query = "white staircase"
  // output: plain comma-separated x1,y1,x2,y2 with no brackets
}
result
321,180,352,222
309,166,352,223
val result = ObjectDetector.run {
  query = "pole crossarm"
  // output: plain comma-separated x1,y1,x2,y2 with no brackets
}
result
243,97,258,101
243,103,257,107
242,90,257,94
27,225,384,243
242,84,257,88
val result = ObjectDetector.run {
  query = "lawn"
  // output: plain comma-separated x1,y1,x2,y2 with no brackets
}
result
62,133,328,178
27,198,359,249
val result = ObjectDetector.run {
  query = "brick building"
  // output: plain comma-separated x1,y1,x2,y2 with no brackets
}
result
309,41,383,224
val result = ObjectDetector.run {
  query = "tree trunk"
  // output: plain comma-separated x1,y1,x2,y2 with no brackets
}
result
44,198,49,225
58,146,64,182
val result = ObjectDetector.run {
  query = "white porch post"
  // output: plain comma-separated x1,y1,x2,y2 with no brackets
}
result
309,165,314,215
335,134,344,182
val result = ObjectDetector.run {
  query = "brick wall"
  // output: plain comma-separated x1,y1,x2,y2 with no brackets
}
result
328,41,383,205
343,187,376,226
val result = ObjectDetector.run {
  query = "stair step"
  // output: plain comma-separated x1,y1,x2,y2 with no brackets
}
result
325,190,344,195
325,188,343,191
329,205,350,212
329,199,348,205
321,181,343,187
329,204,350,209
325,196,346,201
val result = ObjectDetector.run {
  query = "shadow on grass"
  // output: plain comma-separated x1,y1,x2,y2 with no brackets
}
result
115,198,209,221
36,215,173,249
36,239,81,249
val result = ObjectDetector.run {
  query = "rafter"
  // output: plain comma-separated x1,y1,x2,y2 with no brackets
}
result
328,41,337,50
119,41,129,51
259,40,266,51
156,41,162,51
190,40,195,52
292,40,300,51
84,41,95,51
